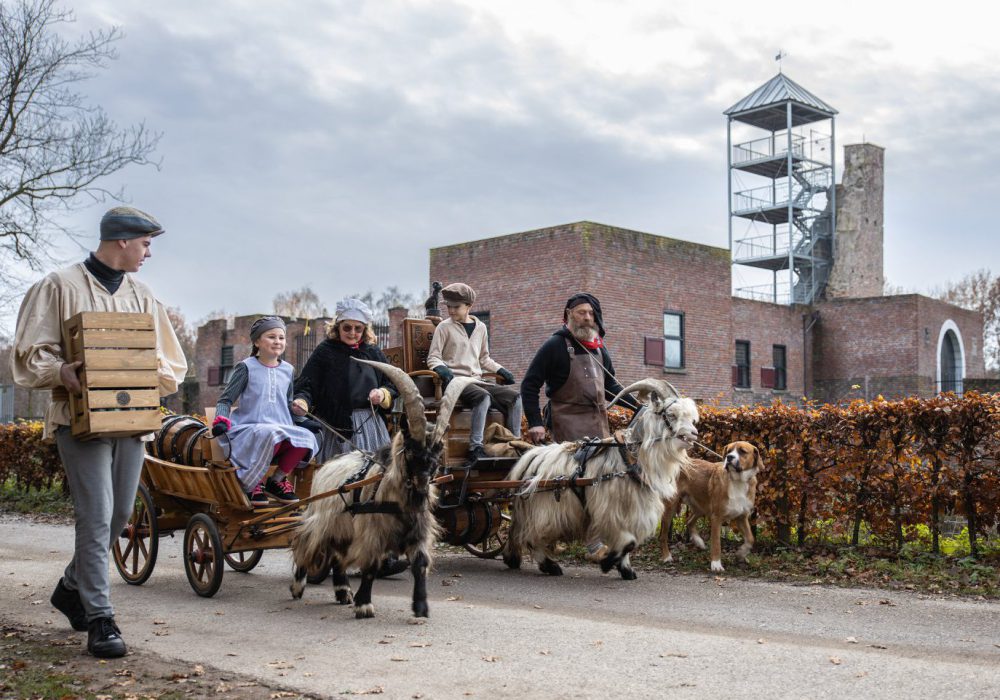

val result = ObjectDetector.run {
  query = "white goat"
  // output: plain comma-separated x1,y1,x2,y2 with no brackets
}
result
290,361,476,618
502,379,698,580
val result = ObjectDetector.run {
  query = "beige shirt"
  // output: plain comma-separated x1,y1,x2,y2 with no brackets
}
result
426,316,502,378
10,262,188,439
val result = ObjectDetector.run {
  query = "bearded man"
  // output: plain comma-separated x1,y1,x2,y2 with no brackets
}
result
520,293,637,444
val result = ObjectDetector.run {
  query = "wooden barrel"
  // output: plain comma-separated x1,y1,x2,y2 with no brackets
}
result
153,415,206,464
436,497,501,546
182,426,211,467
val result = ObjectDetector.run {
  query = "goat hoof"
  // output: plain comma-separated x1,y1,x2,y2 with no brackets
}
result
710,560,725,573
539,559,562,576
660,553,674,563
599,552,620,573
618,567,637,581
289,583,304,600
412,600,429,618
335,586,353,605
502,552,521,570
354,603,375,619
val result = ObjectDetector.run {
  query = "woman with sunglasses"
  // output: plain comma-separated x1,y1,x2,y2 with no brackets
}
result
292,297,408,579
292,298,397,462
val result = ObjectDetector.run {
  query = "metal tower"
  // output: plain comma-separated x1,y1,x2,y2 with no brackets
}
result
725,74,837,305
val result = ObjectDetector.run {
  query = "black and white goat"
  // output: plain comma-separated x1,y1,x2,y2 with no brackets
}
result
290,361,475,618
502,379,698,580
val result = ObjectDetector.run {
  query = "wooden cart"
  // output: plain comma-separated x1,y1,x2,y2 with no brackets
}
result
113,435,320,598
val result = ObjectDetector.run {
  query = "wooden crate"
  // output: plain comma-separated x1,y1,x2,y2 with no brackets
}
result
63,311,161,439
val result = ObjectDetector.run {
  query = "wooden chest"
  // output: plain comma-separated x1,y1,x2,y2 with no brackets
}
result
63,311,161,439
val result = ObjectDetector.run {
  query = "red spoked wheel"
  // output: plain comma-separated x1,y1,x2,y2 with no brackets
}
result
183,513,224,597
113,484,158,585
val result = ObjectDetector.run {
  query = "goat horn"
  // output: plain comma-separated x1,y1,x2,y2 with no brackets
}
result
611,378,674,407
431,376,484,446
352,358,426,442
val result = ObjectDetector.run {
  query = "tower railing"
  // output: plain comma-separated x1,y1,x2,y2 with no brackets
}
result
732,134,805,165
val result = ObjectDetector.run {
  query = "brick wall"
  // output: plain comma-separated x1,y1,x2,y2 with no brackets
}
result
729,298,805,404
811,294,984,402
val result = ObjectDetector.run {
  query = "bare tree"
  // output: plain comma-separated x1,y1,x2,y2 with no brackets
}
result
937,269,1000,372
0,0,159,287
273,285,328,319
350,286,425,322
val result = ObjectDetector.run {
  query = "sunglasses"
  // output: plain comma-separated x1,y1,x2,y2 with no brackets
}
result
340,323,366,333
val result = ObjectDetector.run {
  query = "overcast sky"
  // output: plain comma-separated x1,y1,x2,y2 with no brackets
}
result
5,0,999,331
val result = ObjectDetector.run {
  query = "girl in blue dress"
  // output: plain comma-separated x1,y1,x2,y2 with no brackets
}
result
212,316,318,507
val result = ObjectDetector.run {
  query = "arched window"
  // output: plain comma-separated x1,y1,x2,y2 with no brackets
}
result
936,321,965,395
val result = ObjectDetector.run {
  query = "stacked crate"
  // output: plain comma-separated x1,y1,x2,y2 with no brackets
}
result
63,311,161,439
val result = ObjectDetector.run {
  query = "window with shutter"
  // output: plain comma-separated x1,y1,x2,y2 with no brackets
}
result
734,340,750,388
662,311,684,369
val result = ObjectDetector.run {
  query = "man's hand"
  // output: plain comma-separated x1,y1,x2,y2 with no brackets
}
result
59,361,83,396
432,365,454,386
496,368,515,385
291,398,308,417
368,388,385,405
527,426,546,444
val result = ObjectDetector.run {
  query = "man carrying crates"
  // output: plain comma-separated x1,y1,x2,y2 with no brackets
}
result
10,207,187,658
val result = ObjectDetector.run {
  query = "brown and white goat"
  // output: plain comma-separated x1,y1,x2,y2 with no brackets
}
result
502,379,698,580
290,361,476,619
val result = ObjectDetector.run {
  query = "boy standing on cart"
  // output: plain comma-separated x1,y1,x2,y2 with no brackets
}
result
10,207,187,658
426,282,523,463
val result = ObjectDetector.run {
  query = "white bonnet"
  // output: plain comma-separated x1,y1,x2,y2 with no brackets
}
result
335,297,373,325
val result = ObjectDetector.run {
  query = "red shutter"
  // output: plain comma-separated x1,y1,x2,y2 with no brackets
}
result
732,365,740,386
207,367,221,386
644,337,664,366
760,367,775,389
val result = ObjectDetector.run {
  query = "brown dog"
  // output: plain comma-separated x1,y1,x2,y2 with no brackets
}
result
658,441,764,572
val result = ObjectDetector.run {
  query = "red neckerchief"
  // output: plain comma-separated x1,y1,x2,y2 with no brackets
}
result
349,343,360,350
565,326,604,350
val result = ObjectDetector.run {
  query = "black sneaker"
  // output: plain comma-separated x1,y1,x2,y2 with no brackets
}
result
466,445,488,465
50,578,87,631
264,477,299,504
87,617,126,658
376,556,410,578
247,484,269,508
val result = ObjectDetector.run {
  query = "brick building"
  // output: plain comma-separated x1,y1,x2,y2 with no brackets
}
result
429,216,985,405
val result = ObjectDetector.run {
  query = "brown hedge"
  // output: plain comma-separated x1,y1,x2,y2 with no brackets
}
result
612,392,1000,556
0,421,63,491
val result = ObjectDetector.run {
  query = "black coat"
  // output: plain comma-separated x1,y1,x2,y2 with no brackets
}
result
292,339,398,438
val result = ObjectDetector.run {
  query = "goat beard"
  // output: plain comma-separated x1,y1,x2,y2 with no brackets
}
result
567,319,598,342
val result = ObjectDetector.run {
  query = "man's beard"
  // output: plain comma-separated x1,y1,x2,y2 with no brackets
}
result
568,319,597,342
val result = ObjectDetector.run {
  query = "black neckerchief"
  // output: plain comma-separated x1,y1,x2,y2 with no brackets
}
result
84,253,125,294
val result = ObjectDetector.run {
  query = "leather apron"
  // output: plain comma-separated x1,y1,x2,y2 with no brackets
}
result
549,339,610,442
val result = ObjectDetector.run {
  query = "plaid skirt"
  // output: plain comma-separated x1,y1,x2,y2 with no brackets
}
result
316,408,391,462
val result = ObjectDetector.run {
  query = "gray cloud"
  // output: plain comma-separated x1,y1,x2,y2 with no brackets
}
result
4,1,997,332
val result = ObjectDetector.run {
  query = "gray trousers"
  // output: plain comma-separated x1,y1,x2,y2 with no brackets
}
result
460,384,523,448
55,427,145,622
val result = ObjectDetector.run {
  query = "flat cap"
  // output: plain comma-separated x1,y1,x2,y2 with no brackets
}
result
100,206,164,240
441,282,475,306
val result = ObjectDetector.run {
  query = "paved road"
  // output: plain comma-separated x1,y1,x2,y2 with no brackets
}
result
2,515,998,699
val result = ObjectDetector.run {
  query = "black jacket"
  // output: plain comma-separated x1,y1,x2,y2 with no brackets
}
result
520,327,637,429
293,339,398,437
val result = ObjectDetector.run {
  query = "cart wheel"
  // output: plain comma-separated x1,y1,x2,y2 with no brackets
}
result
224,549,263,573
183,513,224,597
113,484,158,585
464,510,512,559
306,550,332,585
